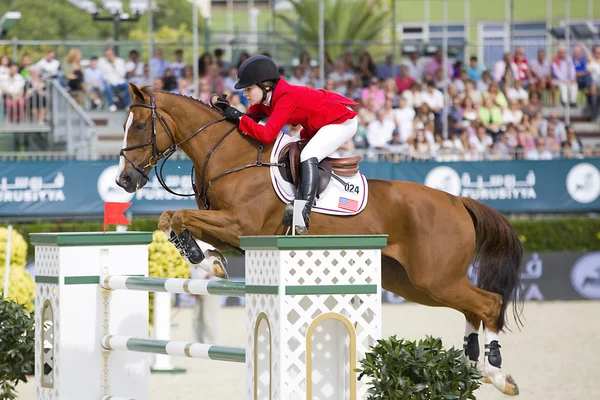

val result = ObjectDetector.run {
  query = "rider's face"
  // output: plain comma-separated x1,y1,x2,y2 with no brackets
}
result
244,85,264,106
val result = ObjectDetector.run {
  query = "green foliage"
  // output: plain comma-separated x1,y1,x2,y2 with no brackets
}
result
148,230,189,279
0,298,35,400
357,335,482,400
276,0,389,60
0,267,35,312
0,228,28,269
510,218,600,252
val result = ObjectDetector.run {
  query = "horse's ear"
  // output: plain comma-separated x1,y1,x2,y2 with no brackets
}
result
129,82,146,102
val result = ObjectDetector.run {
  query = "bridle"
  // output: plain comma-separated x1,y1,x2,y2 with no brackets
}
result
119,91,283,209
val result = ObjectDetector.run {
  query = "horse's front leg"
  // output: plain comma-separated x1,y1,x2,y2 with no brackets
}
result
169,209,241,279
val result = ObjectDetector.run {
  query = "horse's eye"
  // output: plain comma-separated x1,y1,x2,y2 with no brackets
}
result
135,122,145,131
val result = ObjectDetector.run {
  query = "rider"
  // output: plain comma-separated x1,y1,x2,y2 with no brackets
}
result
220,55,359,232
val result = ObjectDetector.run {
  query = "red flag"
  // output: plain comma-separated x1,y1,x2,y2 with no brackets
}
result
104,202,132,232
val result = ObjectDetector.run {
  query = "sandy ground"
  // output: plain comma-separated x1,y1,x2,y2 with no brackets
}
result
16,301,600,400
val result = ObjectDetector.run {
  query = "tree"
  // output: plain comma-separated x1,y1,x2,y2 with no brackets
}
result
276,0,389,61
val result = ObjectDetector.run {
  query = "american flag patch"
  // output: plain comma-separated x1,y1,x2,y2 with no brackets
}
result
338,197,359,212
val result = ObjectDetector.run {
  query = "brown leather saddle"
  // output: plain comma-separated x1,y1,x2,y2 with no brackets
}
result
277,139,362,196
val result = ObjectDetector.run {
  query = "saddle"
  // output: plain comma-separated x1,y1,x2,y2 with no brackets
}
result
277,139,362,196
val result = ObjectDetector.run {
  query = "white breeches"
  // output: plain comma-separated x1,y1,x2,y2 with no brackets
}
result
300,116,358,162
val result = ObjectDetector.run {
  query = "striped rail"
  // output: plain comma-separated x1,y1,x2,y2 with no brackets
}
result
101,335,245,363
100,275,246,297
100,397,135,400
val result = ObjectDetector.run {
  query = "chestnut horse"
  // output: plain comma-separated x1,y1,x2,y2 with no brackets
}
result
116,83,523,396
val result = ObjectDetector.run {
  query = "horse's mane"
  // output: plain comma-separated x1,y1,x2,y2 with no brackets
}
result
140,86,221,117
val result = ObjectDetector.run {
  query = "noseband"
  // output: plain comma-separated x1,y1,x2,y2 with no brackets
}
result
119,92,282,209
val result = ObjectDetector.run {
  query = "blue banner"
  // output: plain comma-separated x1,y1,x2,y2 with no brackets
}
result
1,158,600,217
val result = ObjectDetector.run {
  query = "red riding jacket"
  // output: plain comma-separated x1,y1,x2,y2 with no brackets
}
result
238,78,359,144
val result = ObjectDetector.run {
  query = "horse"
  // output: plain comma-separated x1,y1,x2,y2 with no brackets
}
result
116,83,524,396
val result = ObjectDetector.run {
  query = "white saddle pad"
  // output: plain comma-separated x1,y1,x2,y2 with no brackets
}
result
269,133,368,216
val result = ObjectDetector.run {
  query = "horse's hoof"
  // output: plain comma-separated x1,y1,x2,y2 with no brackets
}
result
503,375,519,396
295,226,308,235
202,250,229,279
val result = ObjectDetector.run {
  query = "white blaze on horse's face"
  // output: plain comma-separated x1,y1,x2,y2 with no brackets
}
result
117,112,135,179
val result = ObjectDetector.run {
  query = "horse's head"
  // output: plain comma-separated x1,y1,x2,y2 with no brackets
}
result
116,83,177,193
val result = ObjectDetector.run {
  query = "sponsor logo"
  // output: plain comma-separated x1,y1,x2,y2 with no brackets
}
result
425,166,536,200
566,163,600,204
570,252,600,299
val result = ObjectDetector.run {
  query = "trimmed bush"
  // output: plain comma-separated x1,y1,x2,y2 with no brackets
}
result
357,335,481,400
0,298,35,400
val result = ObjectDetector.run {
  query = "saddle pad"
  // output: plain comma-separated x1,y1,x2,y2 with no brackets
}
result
270,133,368,216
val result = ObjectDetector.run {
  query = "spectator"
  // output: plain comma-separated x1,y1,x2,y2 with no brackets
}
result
401,81,423,109
425,49,453,81
63,48,85,105
582,43,600,121
421,81,444,116
361,77,385,109
170,49,186,80
512,47,532,87
380,79,397,106
0,55,10,84
502,99,523,125
484,82,508,109
162,68,178,92
125,50,145,82
83,56,105,109
97,47,130,111
289,65,309,86
153,77,164,91
467,56,486,82
477,70,493,93
506,79,529,103
198,52,213,78
328,60,354,96
404,51,424,82
529,48,556,106
572,45,591,94
478,96,503,136
493,52,516,87
18,53,32,80
35,49,60,80
377,53,400,80
462,96,478,122
214,48,230,77
25,67,47,124
297,51,313,78
357,51,377,87
551,45,578,106
394,96,415,143
394,64,414,95
540,110,566,143
150,48,169,80
4,63,26,122
565,124,583,153
367,109,395,151
342,50,356,74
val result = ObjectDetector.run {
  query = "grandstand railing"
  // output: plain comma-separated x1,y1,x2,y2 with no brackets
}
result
49,79,95,159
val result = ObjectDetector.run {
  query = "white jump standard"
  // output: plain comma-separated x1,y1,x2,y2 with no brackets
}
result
31,232,386,400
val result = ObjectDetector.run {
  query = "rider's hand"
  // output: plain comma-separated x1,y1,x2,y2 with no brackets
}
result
213,93,230,112
224,106,244,122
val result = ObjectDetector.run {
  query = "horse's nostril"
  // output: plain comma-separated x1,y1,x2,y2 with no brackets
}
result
121,175,131,184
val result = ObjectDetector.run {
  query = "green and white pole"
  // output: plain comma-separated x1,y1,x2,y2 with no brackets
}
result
100,275,246,297
101,336,245,363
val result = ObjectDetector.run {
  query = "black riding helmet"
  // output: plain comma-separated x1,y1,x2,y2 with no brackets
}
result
235,55,280,103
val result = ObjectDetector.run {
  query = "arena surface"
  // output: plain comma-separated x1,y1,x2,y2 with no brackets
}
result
17,301,600,399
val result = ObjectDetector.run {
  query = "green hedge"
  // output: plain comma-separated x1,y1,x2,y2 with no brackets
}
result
7,217,600,262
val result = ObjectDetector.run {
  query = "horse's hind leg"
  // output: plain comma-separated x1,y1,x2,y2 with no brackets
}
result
419,275,519,396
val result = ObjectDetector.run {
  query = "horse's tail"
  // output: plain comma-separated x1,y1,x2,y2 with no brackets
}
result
460,197,524,331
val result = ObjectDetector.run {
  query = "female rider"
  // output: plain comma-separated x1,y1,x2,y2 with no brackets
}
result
221,55,359,232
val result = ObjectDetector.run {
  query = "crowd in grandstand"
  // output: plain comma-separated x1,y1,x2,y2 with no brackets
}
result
1,43,600,160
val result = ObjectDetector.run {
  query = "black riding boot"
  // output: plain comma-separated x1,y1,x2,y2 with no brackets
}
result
296,157,319,234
